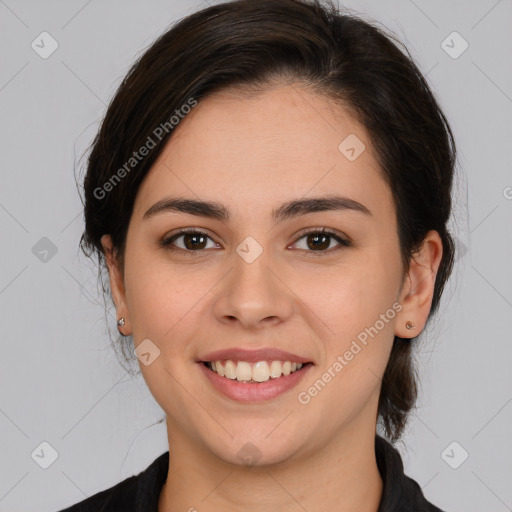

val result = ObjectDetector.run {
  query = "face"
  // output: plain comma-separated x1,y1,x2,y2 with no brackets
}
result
102,82,439,467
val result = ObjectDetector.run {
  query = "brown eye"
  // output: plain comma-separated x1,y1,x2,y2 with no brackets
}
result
161,229,219,254
291,228,351,255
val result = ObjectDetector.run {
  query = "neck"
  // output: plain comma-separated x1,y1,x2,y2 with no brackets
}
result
158,418,383,512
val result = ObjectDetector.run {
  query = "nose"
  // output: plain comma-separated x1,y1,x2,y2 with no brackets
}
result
212,247,295,330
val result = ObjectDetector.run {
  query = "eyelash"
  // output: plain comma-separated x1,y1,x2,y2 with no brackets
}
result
160,227,351,258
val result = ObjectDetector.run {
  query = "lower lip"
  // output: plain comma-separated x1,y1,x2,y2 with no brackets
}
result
198,362,313,403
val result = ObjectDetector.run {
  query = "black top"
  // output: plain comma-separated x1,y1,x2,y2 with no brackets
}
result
58,435,445,511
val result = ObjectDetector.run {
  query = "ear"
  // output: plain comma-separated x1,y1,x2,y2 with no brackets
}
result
101,234,132,336
395,230,443,338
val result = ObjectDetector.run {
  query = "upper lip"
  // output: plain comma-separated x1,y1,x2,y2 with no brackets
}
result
197,347,312,364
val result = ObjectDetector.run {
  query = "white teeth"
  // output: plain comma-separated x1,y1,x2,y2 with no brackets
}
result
224,360,237,379
270,360,282,378
207,360,305,382
236,361,252,381
216,361,225,377
252,361,270,382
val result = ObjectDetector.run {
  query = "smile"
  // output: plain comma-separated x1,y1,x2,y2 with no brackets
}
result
203,360,306,382
198,360,313,402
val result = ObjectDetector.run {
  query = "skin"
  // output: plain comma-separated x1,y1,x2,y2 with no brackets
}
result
101,82,443,512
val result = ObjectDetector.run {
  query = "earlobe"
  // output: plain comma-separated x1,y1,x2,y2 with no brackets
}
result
395,230,443,338
100,234,131,336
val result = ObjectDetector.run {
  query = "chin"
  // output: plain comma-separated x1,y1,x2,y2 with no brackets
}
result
203,428,306,468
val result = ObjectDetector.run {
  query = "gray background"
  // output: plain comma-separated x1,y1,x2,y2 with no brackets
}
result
0,0,511,511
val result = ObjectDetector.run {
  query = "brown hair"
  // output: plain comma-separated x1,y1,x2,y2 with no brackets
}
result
79,0,456,442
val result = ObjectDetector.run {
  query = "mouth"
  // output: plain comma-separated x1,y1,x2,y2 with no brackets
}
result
197,357,314,403
201,359,313,383
196,347,314,402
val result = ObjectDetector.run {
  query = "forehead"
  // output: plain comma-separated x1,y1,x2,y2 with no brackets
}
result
168,83,366,166
133,83,392,221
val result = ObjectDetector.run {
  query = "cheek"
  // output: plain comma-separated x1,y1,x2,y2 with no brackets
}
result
123,258,211,412
316,279,397,378
295,246,401,398
299,250,402,339
295,273,398,433
123,243,204,329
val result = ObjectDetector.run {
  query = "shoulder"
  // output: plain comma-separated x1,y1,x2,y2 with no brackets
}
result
57,451,169,512
399,474,446,512
375,436,447,512
57,475,137,512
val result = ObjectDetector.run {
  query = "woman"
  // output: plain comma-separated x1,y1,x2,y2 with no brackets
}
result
60,0,455,510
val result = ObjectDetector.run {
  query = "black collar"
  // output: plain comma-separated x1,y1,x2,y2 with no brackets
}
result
375,435,445,511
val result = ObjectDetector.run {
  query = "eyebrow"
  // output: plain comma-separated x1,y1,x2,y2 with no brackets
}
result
143,195,372,223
